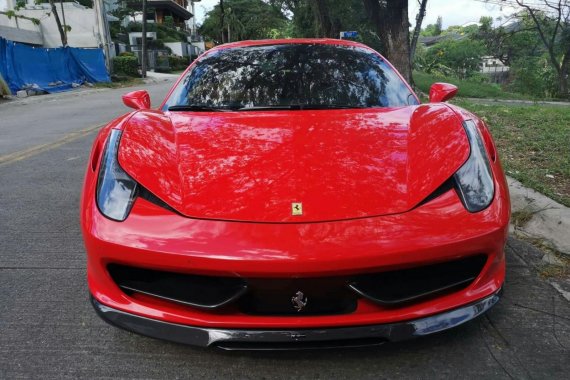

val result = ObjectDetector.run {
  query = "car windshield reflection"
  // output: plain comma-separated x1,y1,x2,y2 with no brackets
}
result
164,44,417,111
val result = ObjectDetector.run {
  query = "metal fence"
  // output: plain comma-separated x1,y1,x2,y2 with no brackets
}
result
129,47,170,70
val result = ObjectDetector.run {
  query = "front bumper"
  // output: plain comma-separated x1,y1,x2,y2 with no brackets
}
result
91,288,502,350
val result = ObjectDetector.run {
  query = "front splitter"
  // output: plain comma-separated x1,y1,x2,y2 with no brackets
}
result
91,289,501,350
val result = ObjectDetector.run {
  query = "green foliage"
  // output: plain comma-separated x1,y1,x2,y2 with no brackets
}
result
425,39,486,79
164,16,174,29
200,0,288,42
0,73,11,97
0,10,41,26
413,71,527,100
287,0,383,53
268,24,294,39
168,55,190,71
127,22,187,43
445,24,478,36
476,14,543,67
113,55,139,77
421,16,443,37
413,44,455,77
508,56,558,98
3,10,16,19
454,99,570,206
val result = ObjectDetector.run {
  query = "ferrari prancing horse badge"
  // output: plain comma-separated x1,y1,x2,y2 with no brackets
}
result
292,202,303,216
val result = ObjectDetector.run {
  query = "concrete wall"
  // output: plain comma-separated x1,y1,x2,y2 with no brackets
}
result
0,3,104,48
190,40,205,56
15,3,101,48
164,41,188,57
0,14,43,45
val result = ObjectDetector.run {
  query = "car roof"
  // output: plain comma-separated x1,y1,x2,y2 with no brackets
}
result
208,38,371,53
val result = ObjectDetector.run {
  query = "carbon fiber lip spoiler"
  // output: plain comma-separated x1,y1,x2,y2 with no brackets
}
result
91,288,502,350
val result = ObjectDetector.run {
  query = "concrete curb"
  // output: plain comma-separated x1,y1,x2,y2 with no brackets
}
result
508,176,570,256
144,71,180,83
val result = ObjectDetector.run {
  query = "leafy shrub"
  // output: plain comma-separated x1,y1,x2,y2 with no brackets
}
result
508,56,558,98
413,71,526,100
0,73,11,97
425,39,486,79
0,77,10,96
119,51,135,57
126,22,188,44
113,55,139,77
164,16,174,28
168,55,190,70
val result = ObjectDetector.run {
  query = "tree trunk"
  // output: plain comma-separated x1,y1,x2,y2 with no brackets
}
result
314,0,333,37
559,48,570,99
364,0,412,82
141,0,147,78
59,0,67,44
220,0,226,43
48,0,67,46
410,0,428,62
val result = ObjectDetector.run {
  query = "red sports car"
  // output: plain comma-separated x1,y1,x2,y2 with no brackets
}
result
81,39,510,349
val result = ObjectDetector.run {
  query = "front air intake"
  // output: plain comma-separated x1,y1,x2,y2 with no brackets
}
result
349,255,487,306
107,264,247,309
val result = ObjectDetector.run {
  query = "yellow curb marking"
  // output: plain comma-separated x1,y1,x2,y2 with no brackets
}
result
0,123,104,167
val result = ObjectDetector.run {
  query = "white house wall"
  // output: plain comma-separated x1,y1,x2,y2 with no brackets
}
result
0,14,43,44
15,3,101,48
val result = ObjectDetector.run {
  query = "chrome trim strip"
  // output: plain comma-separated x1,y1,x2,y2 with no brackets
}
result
91,288,501,350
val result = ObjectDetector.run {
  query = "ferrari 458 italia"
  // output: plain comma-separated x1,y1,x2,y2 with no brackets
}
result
81,39,510,349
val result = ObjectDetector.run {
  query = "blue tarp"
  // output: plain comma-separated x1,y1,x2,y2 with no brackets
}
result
0,37,110,94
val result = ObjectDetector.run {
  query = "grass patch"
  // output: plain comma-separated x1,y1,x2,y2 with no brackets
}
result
413,71,529,100
453,98,570,207
512,209,535,228
93,77,144,89
0,73,11,97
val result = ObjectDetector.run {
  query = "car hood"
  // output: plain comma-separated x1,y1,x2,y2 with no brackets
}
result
118,105,469,222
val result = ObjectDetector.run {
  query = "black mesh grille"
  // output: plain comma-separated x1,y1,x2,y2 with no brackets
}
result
349,255,487,305
107,264,247,309
108,254,487,314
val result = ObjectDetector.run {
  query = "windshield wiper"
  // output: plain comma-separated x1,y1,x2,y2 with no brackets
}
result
168,105,236,112
237,104,369,111
299,104,369,110
237,105,298,111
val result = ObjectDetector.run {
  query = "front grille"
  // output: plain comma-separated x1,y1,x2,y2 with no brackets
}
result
108,254,486,315
349,255,487,305
107,264,247,309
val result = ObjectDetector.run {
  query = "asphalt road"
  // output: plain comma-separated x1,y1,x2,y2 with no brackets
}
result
1,83,569,379
0,80,173,157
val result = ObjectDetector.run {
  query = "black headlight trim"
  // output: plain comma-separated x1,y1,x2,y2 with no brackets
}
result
95,129,139,222
453,120,495,213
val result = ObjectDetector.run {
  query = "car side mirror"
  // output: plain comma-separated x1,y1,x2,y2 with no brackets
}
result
122,90,151,110
429,83,458,103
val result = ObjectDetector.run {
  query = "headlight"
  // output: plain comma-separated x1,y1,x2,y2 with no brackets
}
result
96,129,138,221
454,120,494,212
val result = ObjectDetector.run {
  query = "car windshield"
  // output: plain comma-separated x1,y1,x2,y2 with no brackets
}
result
163,43,418,111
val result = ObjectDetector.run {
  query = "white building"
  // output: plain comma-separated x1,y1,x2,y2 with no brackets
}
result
0,0,109,49
481,56,509,73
